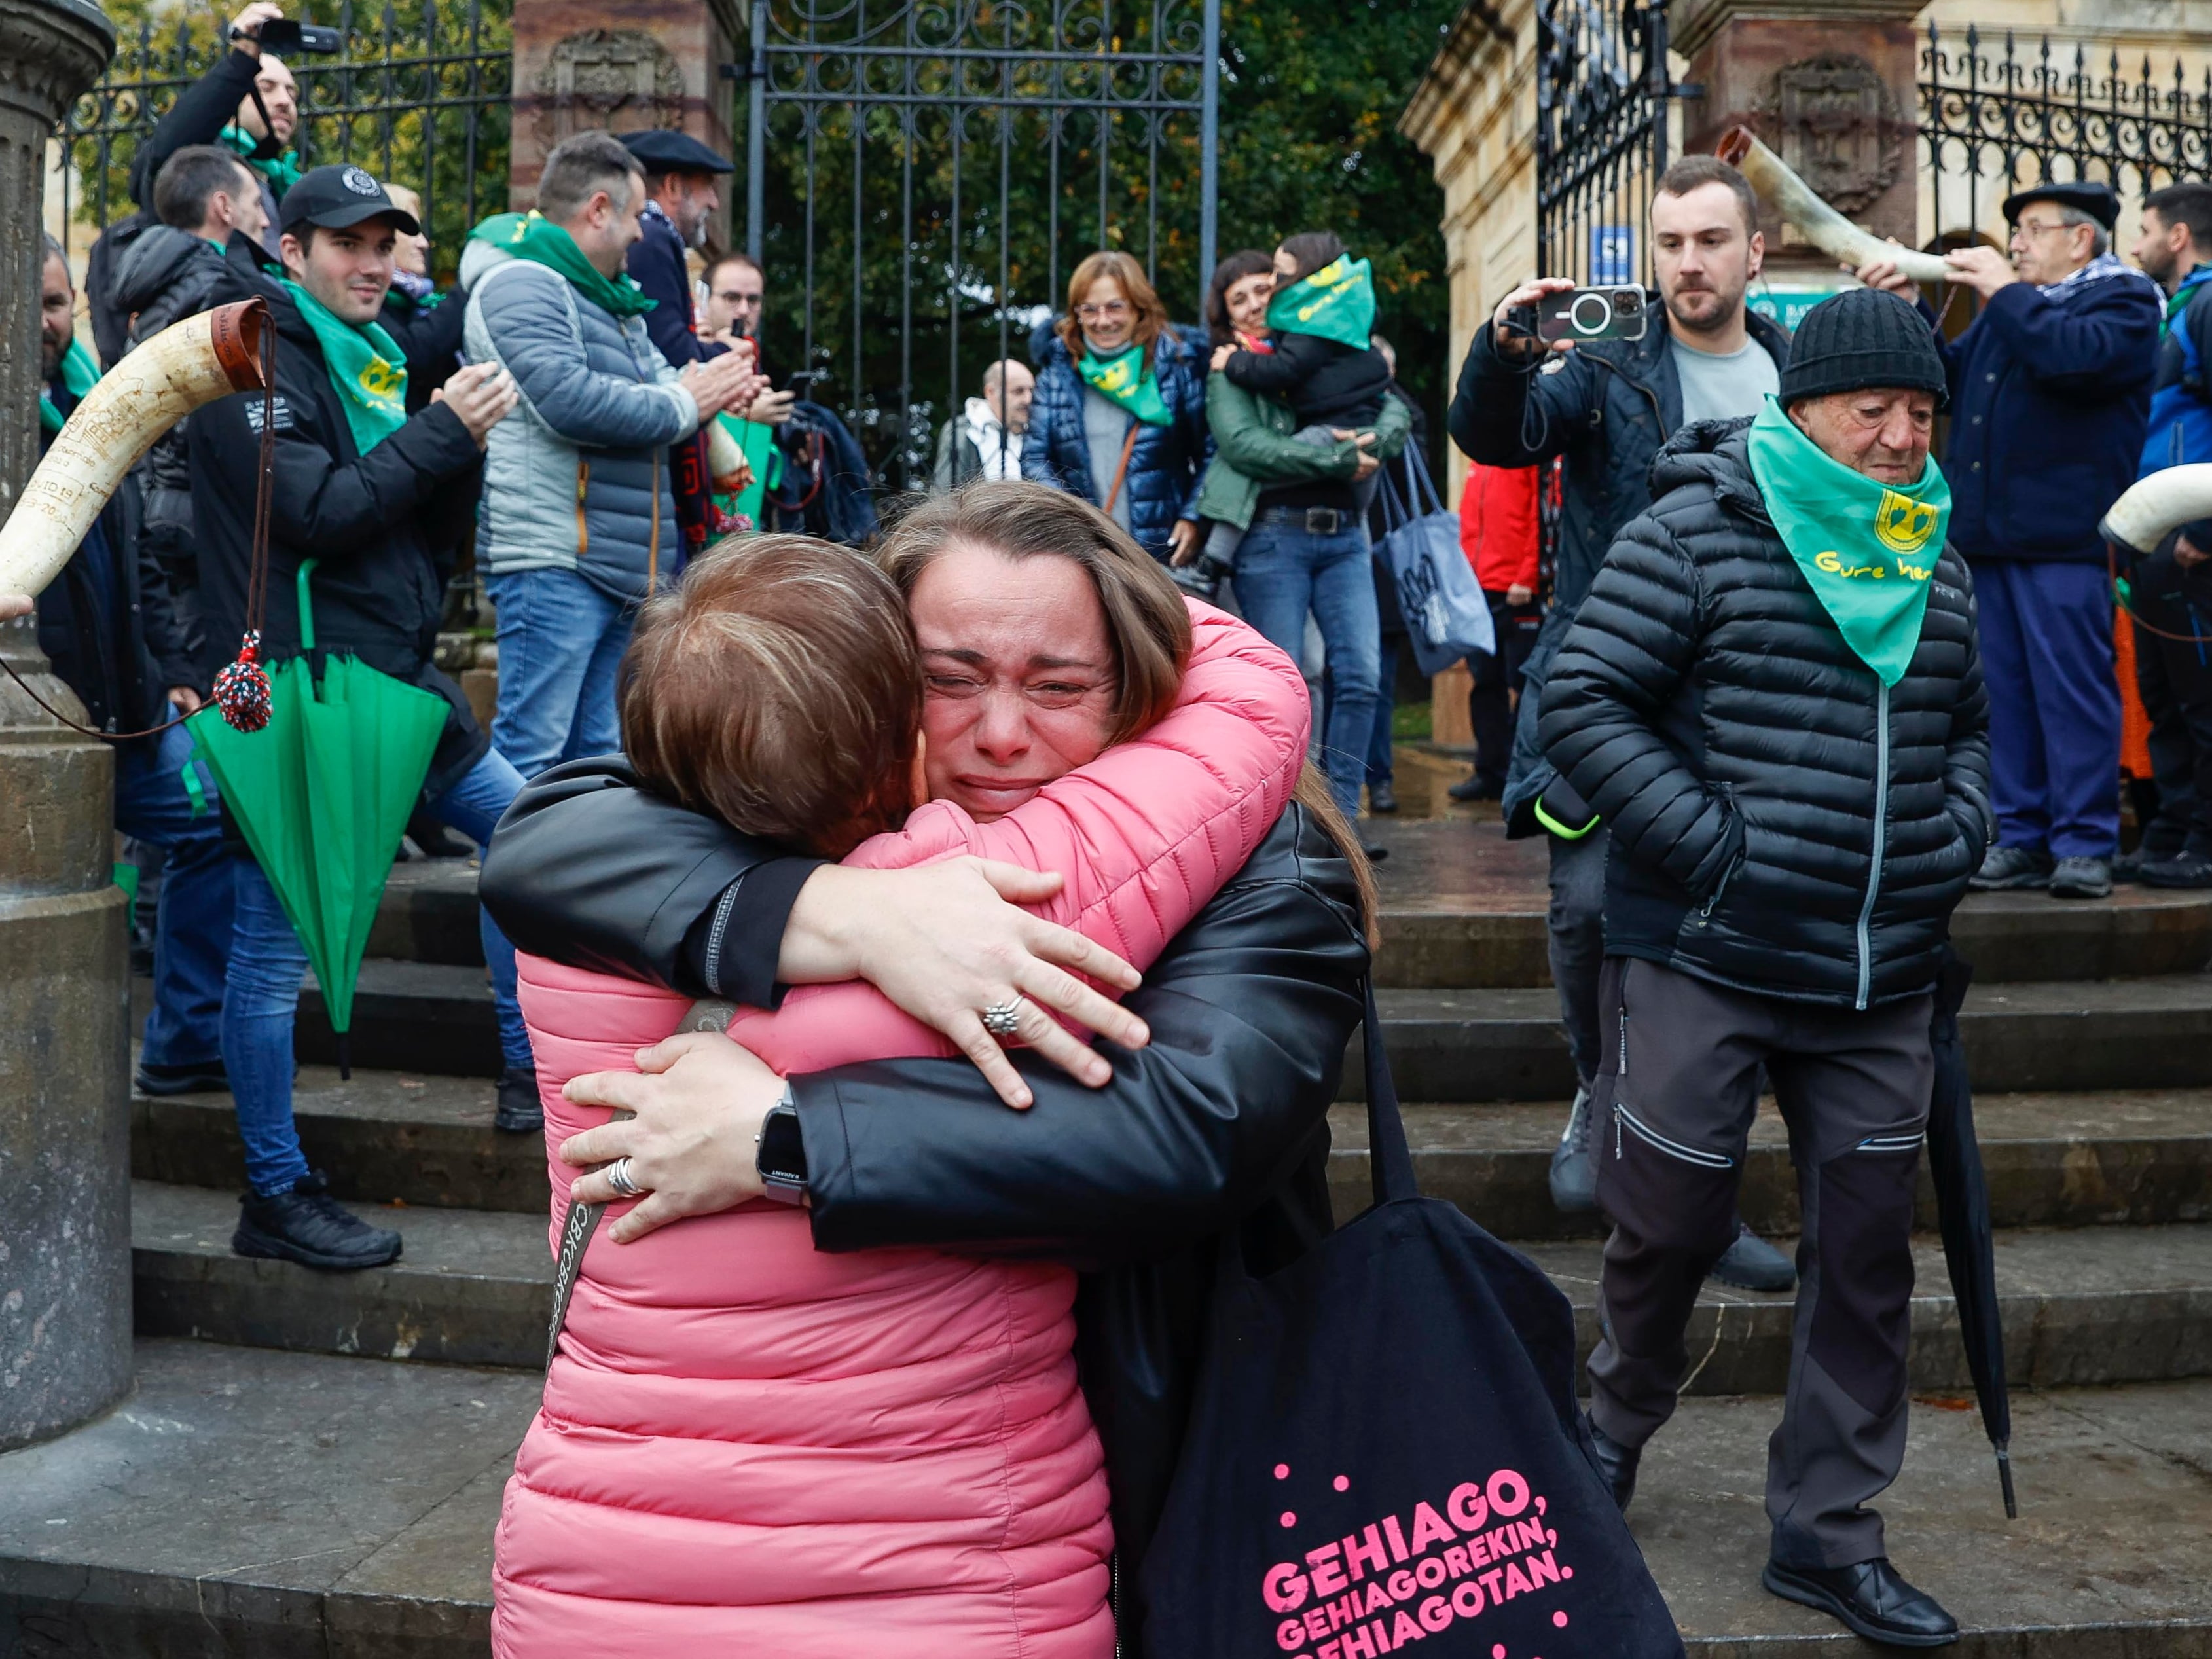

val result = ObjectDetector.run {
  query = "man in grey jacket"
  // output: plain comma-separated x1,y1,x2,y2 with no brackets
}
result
462,130,761,779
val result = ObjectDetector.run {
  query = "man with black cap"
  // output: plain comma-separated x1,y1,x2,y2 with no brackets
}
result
1541,286,1989,1647
1863,178,2159,901
189,164,542,1267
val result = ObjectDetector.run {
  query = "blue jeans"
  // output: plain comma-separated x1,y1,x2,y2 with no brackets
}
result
1973,557,2122,859
116,720,232,1068
486,567,636,778
1234,514,1381,820
221,746,532,1195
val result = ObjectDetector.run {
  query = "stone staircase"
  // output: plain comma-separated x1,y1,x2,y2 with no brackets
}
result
5,829,2212,1654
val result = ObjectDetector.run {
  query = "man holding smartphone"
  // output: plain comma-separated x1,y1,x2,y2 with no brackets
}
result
1448,155,1795,1292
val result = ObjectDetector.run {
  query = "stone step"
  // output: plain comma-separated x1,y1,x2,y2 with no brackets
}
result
132,1182,551,1370
296,959,504,1078
1351,974,2212,1101
1364,818,2212,988
128,1178,2212,1391
1328,1091,2212,1240
3,1339,2208,1657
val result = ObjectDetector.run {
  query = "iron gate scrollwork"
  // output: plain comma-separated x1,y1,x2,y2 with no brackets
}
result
1534,0,1673,289
740,0,1219,492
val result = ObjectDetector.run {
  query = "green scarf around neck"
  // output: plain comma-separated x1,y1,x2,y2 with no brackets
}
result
284,280,408,452
1077,342,1172,426
1265,254,1377,349
1744,396,1951,687
39,337,100,437
217,124,303,194
468,211,655,319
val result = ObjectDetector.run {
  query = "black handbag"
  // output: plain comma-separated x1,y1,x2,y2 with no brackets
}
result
1139,985,1684,1659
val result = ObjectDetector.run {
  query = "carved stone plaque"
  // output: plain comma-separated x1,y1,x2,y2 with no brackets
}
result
535,29,685,149
1775,53,1901,217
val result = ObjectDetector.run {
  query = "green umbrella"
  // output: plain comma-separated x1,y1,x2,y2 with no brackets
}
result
188,558,448,1076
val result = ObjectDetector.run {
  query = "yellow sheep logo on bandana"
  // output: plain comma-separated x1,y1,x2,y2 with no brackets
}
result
1874,488,1940,557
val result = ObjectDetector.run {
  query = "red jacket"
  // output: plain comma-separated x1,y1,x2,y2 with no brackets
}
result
1460,459,1540,594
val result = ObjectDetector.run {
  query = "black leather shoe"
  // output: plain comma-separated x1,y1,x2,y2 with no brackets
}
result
1709,1220,1797,1292
495,1066,545,1134
2141,851,2212,889
1448,773,1503,802
1586,1418,1640,1512
134,1057,231,1096
233,1171,403,1271
1763,1558,1959,1647
1368,780,1399,814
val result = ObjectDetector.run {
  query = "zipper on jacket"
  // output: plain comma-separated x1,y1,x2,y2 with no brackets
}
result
575,460,590,558
1854,679,1891,1011
1612,1103,1735,1169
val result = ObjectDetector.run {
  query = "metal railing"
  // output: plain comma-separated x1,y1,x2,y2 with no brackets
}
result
1534,0,1672,287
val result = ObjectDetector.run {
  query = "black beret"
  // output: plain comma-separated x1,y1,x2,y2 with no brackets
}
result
2001,178,2121,232
619,129,734,176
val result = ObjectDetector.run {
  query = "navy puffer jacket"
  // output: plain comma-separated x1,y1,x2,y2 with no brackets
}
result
1539,420,1991,1010
1022,322,1210,560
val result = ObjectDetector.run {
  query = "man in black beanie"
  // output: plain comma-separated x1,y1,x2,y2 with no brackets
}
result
1540,286,1990,1647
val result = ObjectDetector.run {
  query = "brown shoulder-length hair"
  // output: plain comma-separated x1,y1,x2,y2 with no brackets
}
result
878,481,1379,944
1059,249,1170,367
619,535,922,860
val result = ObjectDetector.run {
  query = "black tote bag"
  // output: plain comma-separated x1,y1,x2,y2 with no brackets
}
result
1140,986,1684,1659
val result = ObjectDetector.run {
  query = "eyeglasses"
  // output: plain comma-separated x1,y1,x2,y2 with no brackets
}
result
1075,300,1131,321
2012,218,2077,240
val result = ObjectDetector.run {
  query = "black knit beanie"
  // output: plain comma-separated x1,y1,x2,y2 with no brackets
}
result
1775,287,1948,408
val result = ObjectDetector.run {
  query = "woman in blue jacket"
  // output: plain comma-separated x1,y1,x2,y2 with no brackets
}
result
1022,250,1208,564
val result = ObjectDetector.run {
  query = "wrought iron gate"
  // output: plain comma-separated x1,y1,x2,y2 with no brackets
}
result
1534,0,1675,287
54,0,512,280
739,0,1219,491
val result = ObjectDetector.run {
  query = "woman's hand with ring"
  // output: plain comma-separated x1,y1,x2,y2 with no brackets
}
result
560,1033,788,1243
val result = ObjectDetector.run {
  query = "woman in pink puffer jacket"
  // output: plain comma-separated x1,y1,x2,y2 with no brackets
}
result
493,531,1311,1656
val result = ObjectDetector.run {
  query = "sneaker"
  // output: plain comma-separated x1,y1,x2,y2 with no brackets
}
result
495,1066,544,1134
2110,846,2174,884
1708,1220,1797,1292
2139,851,2212,889
1448,774,1503,803
1762,1557,1959,1647
233,1171,403,1271
1967,844,2053,890
134,1057,231,1096
2048,855,2112,900
1548,1085,1597,1214
1367,780,1399,815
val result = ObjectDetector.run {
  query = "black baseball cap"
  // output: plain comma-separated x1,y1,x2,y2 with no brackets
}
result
620,129,734,175
278,164,422,234
2001,178,2122,232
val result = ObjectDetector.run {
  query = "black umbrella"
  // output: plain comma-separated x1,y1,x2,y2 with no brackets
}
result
1926,945,2017,1518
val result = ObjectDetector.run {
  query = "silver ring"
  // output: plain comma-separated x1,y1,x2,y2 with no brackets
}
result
981,998,1023,1038
603,1156,645,1199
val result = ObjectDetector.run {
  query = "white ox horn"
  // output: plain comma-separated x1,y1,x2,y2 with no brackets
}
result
0,299,268,600
705,416,750,492
1714,126,1951,285
2101,464,2212,558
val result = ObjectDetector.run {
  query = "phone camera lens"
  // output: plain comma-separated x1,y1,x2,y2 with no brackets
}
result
1570,293,1611,335
1614,290,1639,314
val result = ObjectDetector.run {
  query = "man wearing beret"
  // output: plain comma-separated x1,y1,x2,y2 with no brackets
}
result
1541,287,1989,1647
1863,179,2160,900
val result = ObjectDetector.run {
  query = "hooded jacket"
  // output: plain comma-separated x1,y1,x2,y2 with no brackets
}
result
460,238,698,602
1449,304,1794,835
1538,419,1991,1009
187,261,491,797
1022,321,1210,561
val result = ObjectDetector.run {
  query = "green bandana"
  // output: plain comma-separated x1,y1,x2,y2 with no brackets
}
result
1265,254,1378,349
468,211,655,319
217,124,303,195
1745,396,1951,687
283,280,408,453
1077,342,1172,426
39,337,100,437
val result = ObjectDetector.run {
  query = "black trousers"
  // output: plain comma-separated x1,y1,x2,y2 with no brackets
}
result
1466,589,1542,786
2130,553,2212,857
1585,957,1932,1570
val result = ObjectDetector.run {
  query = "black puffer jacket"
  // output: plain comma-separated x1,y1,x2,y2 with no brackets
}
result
1538,420,1991,1008
480,761,1369,1650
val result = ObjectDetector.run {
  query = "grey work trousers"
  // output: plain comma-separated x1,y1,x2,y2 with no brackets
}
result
1584,956,1933,1570
1546,823,1609,1087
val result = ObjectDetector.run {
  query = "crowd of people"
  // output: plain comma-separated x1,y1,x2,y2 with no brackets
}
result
13,7,2212,1647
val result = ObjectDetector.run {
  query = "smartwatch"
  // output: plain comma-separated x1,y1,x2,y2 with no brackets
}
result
755,1084,808,1205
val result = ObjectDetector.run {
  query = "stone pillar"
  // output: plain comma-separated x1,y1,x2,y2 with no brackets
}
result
1673,0,1923,283
0,0,126,1452
507,0,742,246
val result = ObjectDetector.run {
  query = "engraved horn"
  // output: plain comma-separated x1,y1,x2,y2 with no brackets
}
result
1714,126,1952,285
705,416,750,493
2101,464,2212,558
1,299,269,600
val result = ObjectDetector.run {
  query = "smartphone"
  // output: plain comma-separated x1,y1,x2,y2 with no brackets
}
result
251,18,346,54
784,369,829,393
1535,285,1649,345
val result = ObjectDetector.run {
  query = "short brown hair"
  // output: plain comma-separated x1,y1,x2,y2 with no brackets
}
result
1656,155,1758,236
1059,249,1170,365
539,129,645,223
619,536,921,858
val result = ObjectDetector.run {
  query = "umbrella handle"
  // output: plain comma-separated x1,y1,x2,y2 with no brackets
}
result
297,558,321,653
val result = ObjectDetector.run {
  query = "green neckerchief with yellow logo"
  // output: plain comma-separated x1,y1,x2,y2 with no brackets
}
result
1077,341,1172,426
1265,253,1377,348
283,280,408,452
1744,395,1951,687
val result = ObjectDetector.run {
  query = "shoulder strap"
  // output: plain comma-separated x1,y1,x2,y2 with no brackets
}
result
1102,419,1142,515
